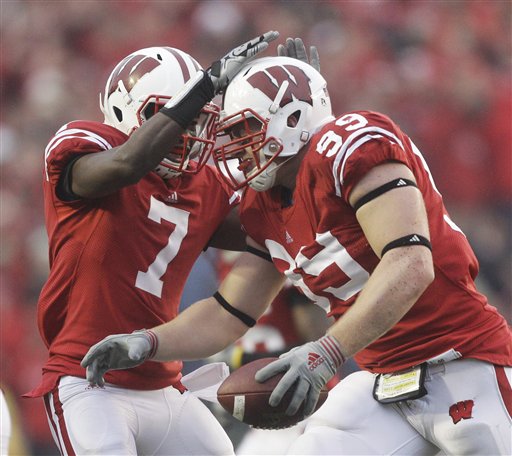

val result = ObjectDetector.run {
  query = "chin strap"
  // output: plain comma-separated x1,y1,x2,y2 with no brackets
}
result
248,155,295,192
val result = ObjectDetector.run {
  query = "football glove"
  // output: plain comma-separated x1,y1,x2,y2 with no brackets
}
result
80,330,158,387
208,30,279,94
277,37,320,72
255,335,344,416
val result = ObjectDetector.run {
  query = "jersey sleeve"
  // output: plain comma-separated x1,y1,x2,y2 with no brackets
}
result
328,112,414,204
340,138,412,202
44,121,116,187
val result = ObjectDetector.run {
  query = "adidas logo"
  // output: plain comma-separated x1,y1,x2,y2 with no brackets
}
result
397,179,407,186
409,235,420,243
165,191,178,203
285,231,293,244
307,352,325,370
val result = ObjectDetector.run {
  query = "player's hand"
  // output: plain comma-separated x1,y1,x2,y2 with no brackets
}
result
208,30,279,94
277,37,320,72
80,330,158,387
255,335,344,416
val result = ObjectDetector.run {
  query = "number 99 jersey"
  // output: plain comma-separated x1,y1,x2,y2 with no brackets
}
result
240,110,512,373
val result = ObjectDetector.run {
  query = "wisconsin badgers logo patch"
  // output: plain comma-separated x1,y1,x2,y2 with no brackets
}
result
449,400,474,424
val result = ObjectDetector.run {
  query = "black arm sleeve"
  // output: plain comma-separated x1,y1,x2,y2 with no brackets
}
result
55,154,87,201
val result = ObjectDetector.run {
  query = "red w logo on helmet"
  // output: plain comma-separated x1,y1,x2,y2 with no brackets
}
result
108,55,161,96
247,65,312,108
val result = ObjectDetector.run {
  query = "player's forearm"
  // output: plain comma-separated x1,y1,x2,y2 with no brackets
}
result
328,246,434,358
150,297,249,361
114,72,215,182
149,250,285,361
73,115,185,197
112,114,184,182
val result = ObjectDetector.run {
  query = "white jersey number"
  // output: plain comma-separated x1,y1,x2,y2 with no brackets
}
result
135,196,190,298
316,113,464,235
266,232,369,312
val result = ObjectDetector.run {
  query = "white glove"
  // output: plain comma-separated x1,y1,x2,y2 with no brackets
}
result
80,330,158,387
208,30,279,94
277,37,320,72
255,335,344,416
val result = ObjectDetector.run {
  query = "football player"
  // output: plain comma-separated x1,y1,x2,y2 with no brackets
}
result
24,32,280,456
81,47,512,454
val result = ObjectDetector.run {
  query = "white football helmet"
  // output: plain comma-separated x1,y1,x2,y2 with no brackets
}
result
100,46,219,178
213,56,333,191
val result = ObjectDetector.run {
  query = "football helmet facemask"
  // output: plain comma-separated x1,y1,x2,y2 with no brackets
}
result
214,56,333,191
100,47,219,178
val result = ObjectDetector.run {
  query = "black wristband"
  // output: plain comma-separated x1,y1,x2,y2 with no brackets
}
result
159,71,215,129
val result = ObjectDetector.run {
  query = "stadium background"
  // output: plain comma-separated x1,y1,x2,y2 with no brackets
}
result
1,1,510,453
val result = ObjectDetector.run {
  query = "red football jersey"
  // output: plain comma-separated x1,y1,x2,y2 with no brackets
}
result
240,111,512,373
28,120,240,396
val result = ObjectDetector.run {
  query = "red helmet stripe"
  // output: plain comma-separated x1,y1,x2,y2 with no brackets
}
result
108,55,160,96
247,65,312,107
166,48,191,82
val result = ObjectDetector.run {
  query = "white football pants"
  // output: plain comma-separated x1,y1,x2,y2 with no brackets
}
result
43,376,234,455
288,359,511,455
1,389,12,456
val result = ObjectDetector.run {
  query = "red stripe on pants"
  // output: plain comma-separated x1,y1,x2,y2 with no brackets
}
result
44,394,64,455
495,365,512,418
51,386,76,456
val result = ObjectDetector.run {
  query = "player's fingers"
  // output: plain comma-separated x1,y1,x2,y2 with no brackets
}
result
255,358,288,383
277,44,286,57
285,37,297,59
293,38,308,62
310,46,320,72
247,42,269,58
261,30,280,45
268,369,296,407
80,354,90,368
82,337,115,366
302,386,320,417
286,377,310,416
241,31,279,54
86,359,105,387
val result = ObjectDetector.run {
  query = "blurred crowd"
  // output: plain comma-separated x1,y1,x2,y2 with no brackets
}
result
1,1,510,453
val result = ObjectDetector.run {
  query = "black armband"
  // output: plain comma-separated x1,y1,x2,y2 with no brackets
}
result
246,245,272,262
159,71,215,128
381,234,432,257
56,154,88,201
214,291,256,328
353,178,417,212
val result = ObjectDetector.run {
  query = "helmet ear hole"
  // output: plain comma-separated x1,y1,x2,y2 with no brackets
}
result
287,111,301,127
114,107,123,122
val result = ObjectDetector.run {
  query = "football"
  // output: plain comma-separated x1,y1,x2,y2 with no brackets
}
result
217,357,328,429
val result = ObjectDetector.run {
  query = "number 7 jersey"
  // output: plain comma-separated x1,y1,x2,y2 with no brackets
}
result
240,111,512,373
28,120,240,397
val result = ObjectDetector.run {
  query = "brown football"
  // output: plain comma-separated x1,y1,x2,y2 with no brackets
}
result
217,357,328,429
